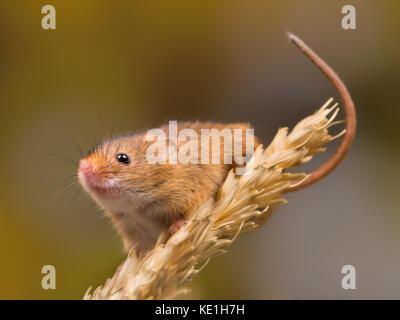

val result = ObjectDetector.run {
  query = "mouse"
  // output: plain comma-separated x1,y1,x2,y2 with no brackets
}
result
77,33,356,254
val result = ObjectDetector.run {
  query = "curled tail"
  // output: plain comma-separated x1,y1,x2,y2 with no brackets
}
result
286,32,356,192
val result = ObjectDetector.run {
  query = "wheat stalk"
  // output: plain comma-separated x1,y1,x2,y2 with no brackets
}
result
83,98,343,300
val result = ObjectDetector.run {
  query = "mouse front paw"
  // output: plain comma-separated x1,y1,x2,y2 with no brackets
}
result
168,218,186,237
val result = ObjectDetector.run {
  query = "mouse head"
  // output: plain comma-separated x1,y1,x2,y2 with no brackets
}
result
77,122,253,218
78,134,161,211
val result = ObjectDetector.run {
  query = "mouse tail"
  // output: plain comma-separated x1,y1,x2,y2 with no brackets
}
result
285,32,356,192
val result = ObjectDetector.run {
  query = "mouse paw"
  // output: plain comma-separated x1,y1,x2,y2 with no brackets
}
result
168,218,186,237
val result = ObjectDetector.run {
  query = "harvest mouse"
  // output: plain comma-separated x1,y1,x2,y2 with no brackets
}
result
78,33,356,254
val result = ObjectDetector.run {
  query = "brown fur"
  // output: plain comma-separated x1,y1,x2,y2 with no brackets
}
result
79,121,258,252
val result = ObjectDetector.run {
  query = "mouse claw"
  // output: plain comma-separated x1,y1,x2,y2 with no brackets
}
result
168,218,186,237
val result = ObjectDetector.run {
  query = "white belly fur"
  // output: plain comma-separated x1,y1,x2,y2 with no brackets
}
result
92,192,170,252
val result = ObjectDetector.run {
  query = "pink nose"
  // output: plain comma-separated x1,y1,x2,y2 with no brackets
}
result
79,160,99,187
80,160,94,175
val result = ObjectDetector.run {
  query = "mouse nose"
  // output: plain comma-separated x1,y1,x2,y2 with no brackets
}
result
79,159,96,178
79,159,102,189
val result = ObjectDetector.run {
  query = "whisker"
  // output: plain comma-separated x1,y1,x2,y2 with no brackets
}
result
53,155,79,166
52,179,79,199
67,183,83,205
83,127,101,157
105,115,117,160
71,137,84,158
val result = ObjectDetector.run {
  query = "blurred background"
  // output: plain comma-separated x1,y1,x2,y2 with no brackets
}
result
0,0,399,299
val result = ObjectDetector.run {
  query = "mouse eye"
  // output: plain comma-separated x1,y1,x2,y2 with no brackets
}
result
116,153,130,165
